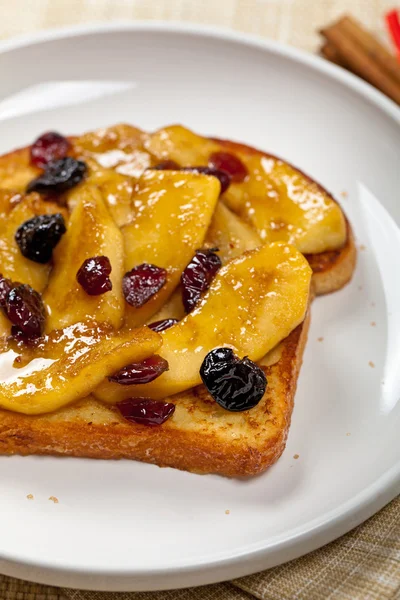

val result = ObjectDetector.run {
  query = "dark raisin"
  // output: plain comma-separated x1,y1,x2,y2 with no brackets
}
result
3,284,46,339
181,249,222,313
200,348,267,412
109,355,169,385
123,264,167,308
76,256,112,296
148,318,179,332
151,160,180,170
117,398,175,426
15,213,66,264
30,132,71,169
180,166,231,195
26,157,87,195
208,152,248,183
0,275,13,308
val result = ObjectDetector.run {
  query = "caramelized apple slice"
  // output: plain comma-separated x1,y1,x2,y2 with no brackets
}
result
0,193,68,292
205,202,261,261
0,147,39,192
95,242,312,403
85,168,135,227
223,152,347,254
43,185,124,331
0,322,161,415
122,169,220,327
146,125,218,165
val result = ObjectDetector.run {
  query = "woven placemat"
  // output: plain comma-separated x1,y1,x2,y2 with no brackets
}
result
0,0,397,598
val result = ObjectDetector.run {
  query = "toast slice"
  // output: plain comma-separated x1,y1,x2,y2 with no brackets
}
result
0,124,353,476
0,310,309,477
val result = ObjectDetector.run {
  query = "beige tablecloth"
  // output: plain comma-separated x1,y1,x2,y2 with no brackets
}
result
0,0,398,599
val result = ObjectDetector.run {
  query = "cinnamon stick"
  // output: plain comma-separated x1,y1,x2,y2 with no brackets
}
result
320,16,400,104
338,16,400,84
320,41,364,78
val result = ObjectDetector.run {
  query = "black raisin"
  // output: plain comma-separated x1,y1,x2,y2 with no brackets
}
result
200,347,267,412
15,213,66,264
26,157,87,195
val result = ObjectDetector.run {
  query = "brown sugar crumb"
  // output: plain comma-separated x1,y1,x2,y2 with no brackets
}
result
49,496,59,504
346,432,351,436
26,494,34,500
370,321,376,327
293,454,299,459
341,191,348,198
225,509,230,515
317,337,324,342
359,244,366,251
369,361,375,368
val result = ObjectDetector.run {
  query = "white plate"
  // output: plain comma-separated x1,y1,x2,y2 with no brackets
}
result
0,23,399,593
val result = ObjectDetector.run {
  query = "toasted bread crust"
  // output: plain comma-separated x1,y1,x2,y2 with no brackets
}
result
214,137,356,295
0,311,310,476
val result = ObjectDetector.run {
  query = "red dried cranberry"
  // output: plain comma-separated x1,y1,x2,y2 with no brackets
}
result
200,347,267,412
181,249,222,313
180,166,231,195
123,264,167,308
30,132,71,169
0,275,13,308
3,284,46,339
15,213,66,264
76,256,112,296
26,157,87,195
151,160,180,170
208,151,248,183
148,318,178,332
117,398,175,426
109,355,169,385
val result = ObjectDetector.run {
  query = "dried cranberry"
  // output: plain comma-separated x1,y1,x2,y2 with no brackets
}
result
180,166,231,195
181,249,222,313
208,151,248,183
30,132,70,169
3,284,46,339
15,213,66,264
148,318,178,332
76,256,112,296
123,264,167,308
109,355,169,385
151,160,180,170
200,348,267,412
26,157,87,195
117,398,175,426
0,275,13,308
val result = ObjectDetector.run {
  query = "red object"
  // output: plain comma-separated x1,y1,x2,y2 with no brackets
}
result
386,9,400,58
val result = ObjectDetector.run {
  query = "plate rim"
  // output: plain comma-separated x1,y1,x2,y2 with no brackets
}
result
0,20,400,591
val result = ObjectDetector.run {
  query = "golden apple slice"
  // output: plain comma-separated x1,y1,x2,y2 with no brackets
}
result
122,169,220,327
0,193,68,292
205,202,261,261
146,125,218,165
223,152,347,254
85,168,135,227
43,185,124,332
0,322,161,415
95,242,312,403
0,147,39,192
147,288,185,323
